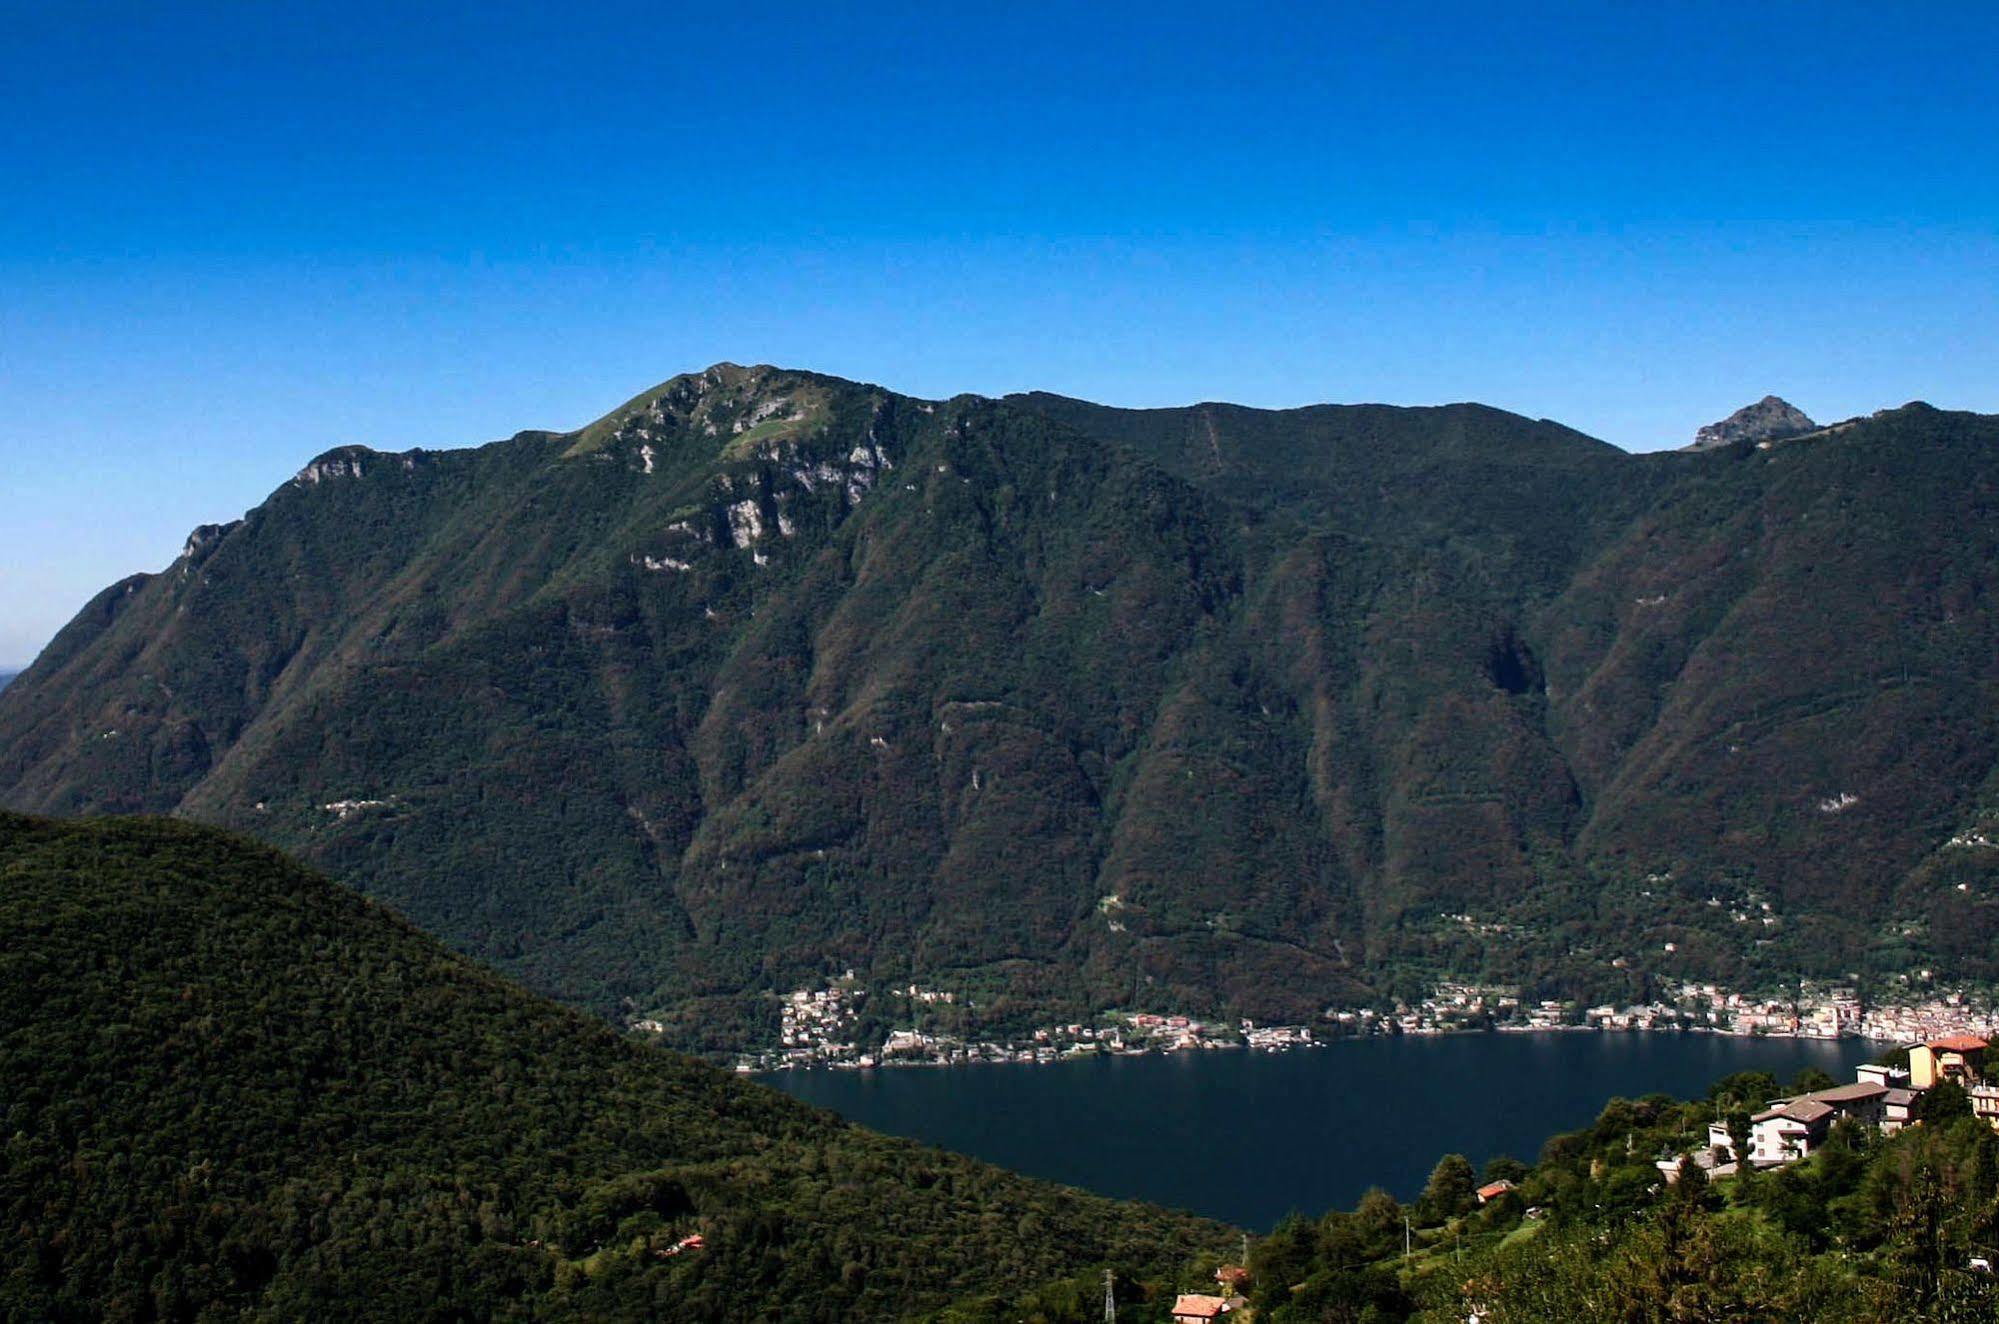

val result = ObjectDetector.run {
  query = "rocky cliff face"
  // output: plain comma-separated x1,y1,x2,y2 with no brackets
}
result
1688,395,1818,449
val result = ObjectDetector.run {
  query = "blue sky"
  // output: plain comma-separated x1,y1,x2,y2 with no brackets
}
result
3,1,1997,666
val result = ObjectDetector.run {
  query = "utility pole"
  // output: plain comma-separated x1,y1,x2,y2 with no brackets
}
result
1404,1214,1412,1258
1103,1267,1115,1324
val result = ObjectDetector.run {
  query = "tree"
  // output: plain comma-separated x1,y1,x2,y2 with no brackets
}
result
1419,1155,1478,1225
1967,1131,1999,1226
1672,1156,1718,1211
1786,1065,1836,1094
1724,1111,1753,1167
1824,1115,1868,1154
1246,1216,1319,1309
1921,1081,1973,1125
1709,1071,1779,1113
1884,1152,1950,1310
1353,1188,1405,1259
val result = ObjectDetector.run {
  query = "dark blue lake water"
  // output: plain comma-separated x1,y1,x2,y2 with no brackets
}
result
768,1031,1877,1229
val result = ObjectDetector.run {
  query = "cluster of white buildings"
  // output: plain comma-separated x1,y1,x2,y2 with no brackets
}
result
895,984,956,1004
1389,978,1999,1044
1242,1021,1314,1050
764,977,870,1064
1853,991,1999,1045
725,998,1328,1070
668,962,1999,1074
1663,982,1865,1038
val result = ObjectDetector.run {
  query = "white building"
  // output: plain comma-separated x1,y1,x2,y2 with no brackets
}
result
1749,1081,1886,1165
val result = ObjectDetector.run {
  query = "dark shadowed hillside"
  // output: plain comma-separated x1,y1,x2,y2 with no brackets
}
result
4,366,1997,1044
0,812,1224,1322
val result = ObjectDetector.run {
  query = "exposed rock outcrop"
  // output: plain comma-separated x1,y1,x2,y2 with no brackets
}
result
1688,396,1817,450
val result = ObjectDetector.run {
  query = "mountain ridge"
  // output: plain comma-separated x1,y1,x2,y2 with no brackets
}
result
5,369,1998,1048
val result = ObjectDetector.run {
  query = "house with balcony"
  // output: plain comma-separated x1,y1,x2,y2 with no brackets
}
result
1910,1034,1987,1088
1749,1081,1887,1165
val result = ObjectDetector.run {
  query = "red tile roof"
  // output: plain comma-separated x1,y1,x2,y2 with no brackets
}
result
1929,1034,1990,1052
1171,1295,1231,1320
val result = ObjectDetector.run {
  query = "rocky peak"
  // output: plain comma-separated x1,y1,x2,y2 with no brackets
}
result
561,364,813,460
180,521,241,564
1688,396,1818,450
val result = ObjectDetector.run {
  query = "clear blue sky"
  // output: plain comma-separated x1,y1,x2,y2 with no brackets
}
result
3,1,1996,667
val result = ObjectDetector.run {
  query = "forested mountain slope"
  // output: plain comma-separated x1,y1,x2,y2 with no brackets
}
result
4,365,1997,1043
0,813,1224,1321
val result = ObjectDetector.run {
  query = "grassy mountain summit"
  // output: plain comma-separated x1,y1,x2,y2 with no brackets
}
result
0,812,1224,1321
4,368,1999,1043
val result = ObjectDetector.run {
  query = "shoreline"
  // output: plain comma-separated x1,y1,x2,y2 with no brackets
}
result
745,1019,1904,1075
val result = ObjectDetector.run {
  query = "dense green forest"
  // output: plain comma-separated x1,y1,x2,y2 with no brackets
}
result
0,812,1227,1321
4,365,1998,1048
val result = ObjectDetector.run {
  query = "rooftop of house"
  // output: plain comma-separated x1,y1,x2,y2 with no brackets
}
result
1926,1034,1990,1052
1171,1294,1234,1320
1757,1099,1837,1126
1755,1080,1888,1125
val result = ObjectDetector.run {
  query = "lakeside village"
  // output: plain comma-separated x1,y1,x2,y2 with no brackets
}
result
629,973,1999,1073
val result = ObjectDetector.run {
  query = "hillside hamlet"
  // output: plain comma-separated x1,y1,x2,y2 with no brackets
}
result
1659,1035,1999,1181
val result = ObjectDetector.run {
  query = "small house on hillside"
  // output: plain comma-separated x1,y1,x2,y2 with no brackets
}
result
1750,1097,1835,1166
1170,1293,1241,1322
1883,1086,1921,1134
1749,1081,1887,1165
1657,1143,1736,1184
1476,1179,1516,1204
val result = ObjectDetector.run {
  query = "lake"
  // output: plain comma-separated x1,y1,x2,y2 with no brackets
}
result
768,1031,1878,1229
